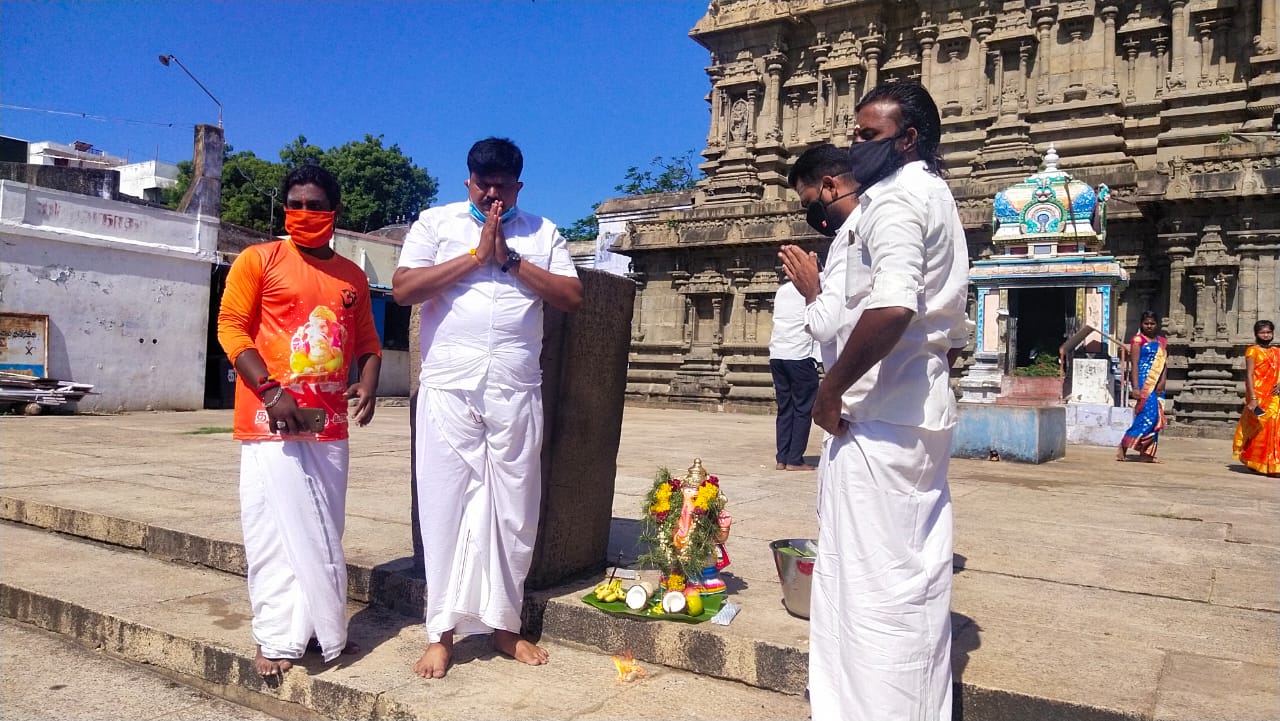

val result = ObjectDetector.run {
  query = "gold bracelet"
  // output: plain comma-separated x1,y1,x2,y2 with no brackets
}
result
469,248,482,265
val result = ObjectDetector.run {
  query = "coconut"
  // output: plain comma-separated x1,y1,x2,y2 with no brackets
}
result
660,589,687,614
624,583,653,611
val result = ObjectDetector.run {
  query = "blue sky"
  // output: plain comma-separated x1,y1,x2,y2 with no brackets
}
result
0,1,711,227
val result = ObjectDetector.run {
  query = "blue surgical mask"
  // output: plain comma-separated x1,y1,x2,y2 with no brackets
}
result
469,202,517,225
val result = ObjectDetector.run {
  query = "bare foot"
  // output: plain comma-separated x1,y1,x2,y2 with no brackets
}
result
775,462,786,470
254,645,293,677
413,632,453,679
493,629,549,666
1138,456,1163,464
785,464,817,471
1115,451,1126,461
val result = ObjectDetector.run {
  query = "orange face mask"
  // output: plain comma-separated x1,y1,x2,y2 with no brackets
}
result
284,209,335,248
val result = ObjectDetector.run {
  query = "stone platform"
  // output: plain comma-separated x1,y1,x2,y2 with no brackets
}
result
1,407,1276,720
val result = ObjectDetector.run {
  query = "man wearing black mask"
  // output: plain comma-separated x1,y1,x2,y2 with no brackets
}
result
780,144,859,385
804,83,970,721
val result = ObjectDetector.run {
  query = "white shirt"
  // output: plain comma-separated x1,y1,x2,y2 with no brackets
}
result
804,205,863,369
770,281,817,361
838,161,970,430
398,201,578,391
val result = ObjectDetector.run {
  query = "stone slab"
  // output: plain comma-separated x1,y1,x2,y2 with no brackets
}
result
2,407,1277,721
0,523,810,721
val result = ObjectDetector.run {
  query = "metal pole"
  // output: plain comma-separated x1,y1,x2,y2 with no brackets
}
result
159,54,223,128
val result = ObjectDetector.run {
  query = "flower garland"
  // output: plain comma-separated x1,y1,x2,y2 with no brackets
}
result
637,464,727,585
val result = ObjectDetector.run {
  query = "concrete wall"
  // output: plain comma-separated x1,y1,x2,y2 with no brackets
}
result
332,229,402,290
0,180,217,412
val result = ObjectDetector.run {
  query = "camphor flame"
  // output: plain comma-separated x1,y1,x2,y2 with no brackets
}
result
610,650,646,683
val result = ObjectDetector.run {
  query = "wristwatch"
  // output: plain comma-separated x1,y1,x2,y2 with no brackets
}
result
501,249,522,273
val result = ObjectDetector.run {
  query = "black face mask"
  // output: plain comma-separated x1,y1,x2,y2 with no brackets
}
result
848,134,906,190
805,187,857,237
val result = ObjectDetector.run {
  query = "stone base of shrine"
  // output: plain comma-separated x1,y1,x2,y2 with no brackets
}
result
952,402,1067,464
1065,402,1134,447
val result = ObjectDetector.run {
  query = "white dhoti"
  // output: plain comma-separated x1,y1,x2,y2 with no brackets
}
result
240,440,349,662
415,381,543,643
809,421,954,721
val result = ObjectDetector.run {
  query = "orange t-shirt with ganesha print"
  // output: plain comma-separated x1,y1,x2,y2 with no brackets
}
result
217,240,382,442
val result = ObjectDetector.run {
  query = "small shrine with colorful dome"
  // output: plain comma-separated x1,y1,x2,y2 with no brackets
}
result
960,145,1130,409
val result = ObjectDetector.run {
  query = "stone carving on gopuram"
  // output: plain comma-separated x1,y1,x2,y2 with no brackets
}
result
605,0,1280,431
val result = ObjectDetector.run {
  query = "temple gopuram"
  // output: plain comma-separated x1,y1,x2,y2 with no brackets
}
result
602,0,1280,432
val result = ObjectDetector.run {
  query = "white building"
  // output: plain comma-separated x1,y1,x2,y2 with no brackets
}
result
0,179,218,412
27,141,180,203
116,160,179,203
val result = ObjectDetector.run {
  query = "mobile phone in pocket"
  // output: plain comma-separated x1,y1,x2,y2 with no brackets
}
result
1255,406,1266,417
298,407,327,434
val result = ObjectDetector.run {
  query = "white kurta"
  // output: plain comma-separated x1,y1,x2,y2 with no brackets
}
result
240,439,349,662
809,160,969,721
399,201,577,642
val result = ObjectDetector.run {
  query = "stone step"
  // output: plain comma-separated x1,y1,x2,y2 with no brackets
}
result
0,522,808,720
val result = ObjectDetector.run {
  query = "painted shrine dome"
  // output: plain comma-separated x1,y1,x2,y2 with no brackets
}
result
991,145,1110,251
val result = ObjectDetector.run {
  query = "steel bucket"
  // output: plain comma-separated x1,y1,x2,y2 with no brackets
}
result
770,538,817,619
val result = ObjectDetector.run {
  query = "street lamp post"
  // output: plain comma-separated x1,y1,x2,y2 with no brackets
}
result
158,54,223,128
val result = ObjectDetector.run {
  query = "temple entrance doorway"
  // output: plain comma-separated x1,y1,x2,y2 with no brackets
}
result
1009,287,1073,369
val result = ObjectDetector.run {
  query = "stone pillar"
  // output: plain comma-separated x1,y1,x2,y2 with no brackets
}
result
1215,18,1231,85
1170,0,1189,89
707,68,724,148
1154,33,1170,96
1259,0,1278,55
846,66,864,121
813,73,827,134
1018,42,1032,111
1065,20,1089,101
1034,12,1056,104
177,124,223,217
1197,19,1216,87
1101,5,1120,97
764,53,784,141
1191,273,1209,340
974,23,993,112
746,88,759,144
994,49,1012,117
1124,37,1141,101
916,24,938,90
527,270,636,588
864,37,883,89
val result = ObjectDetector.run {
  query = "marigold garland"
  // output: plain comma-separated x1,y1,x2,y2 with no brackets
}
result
637,465,727,584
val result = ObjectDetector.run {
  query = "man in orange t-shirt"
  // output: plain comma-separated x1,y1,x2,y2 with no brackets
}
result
217,163,382,677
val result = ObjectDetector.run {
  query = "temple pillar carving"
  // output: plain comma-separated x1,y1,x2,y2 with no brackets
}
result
1170,0,1188,89
1123,37,1140,101
707,67,725,148
1100,5,1120,97
973,15,995,112
1260,0,1278,55
1033,5,1057,104
1153,33,1169,97
764,52,784,142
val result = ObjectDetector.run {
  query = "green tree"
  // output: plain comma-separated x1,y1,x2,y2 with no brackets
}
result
322,134,437,232
561,152,701,242
167,135,438,234
613,151,701,196
279,134,325,169
220,150,287,234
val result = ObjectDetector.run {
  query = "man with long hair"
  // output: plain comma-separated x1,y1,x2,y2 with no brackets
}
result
804,82,969,721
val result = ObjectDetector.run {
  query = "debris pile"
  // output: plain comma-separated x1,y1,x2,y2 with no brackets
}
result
0,372,94,414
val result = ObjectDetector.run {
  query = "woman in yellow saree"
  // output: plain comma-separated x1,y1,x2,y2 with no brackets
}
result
1117,312,1167,462
1233,320,1279,477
